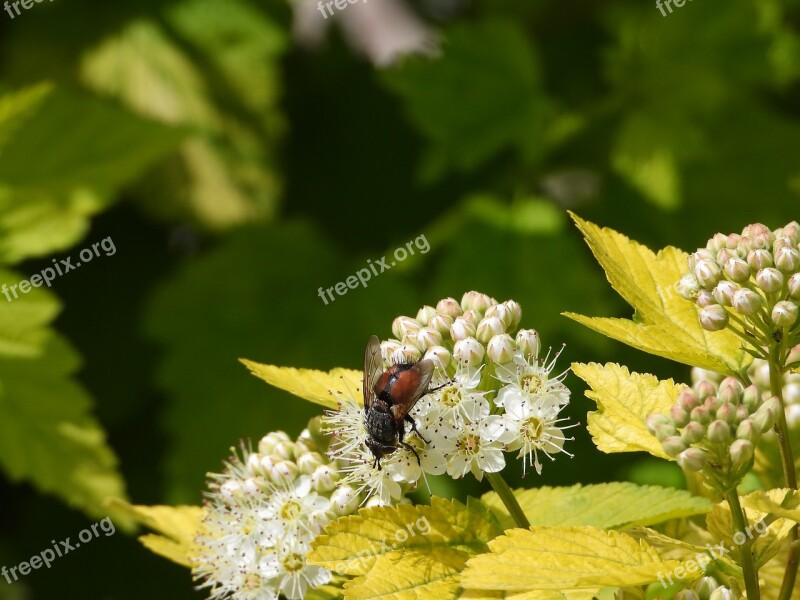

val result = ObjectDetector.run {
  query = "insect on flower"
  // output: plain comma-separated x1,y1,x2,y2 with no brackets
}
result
363,335,443,469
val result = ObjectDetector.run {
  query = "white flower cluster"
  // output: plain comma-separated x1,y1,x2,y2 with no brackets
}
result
193,425,362,600
324,292,575,503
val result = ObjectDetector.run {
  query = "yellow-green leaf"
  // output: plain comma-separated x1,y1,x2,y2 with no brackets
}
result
741,488,800,522
564,214,750,375
706,491,795,569
240,359,362,409
108,498,203,567
572,362,678,458
309,497,502,600
482,483,711,531
461,527,680,591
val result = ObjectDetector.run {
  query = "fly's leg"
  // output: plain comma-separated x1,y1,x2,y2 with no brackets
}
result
404,414,429,444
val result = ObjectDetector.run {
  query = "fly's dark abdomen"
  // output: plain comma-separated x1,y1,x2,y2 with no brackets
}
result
365,408,397,446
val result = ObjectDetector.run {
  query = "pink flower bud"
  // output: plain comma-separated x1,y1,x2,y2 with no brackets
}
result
690,406,711,424
476,316,505,343
677,387,701,412
450,317,476,341
730,439,754,471
699,305,729,331
670,405,690,428
429,314,455,335
707,420,732,443
756,268,784,293
678,448,707,471
695,259,723,288
697,290,717,307
788,273,800,299
677,274,701,299
646,413,672,433
461,291,495,313
732,288,762,315
743,385,762,413
416,305,437,326
772,301,798,327
436,297,462,317
453,337,485,367
713,281,738,306
681,421,706,444
747,248,773,270
724,258,751,283
515,329,540,359
775,247,800,273
718,377,744,404
487,334,516,364
662,436,688,457
392,316,420,339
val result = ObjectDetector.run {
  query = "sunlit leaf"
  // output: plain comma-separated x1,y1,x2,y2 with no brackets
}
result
571,362,678,459
481,482,711,531
564,214,751,375
461,527,680,591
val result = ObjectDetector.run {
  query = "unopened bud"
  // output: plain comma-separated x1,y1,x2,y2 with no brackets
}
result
693,576,720,599
704,395,723,412
259,431,291,455
485,304,513,330
453,337,485,367
707,420,732,444
695,259,723,288
423,345,451,373
697,290,716,307
756,267,784,293
487,334,516,364
311,464,339,493
502,300,522,329
330,485,360,515
220,480,244,500
775,247,800,273
297,452,324,475
461,291,495,313
743,385,762,413
788,273,800,299
392,316,421,339
476,316,505,342
678,387,701,412
690,406,711,425
646,413,672,433
713,281,738,306
724,258,751,283
695,380,717,400
730,439,754,471
662,436,688,458
709,587,734,600
392,344,422,364
732,288,762,316
699,305,729,331
674,589,699,600
654,423,678,442
416,305,437,326
450,317,476,341
516,329,540,359
717,377,743,404
416,327,443,352
753,397,782,432
678,274,701,299
735,404,749,423
681,421,706,444
772,301,798,327
716,403,737,424
436,297,462,318
428,314,454,335
271,460,299,485
747,248,773,270
461,309,482,327
736,419,760,444
670,405,690,428
273,441,296,461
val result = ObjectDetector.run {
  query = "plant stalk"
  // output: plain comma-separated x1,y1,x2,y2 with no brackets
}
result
771,351,800,600
486,472,530,529
727,489,761,600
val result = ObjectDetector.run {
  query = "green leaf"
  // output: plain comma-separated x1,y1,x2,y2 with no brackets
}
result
381,18,554,180
0,269,128,520
564,214,751,375
481,483,711,531
461,527,680,591
572,362,678,459
308,497,503,600
0,83,183,265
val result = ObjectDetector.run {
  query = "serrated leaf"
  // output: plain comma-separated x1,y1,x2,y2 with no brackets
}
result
108,499,203,567
0,269,128,521
461,527,680,591
240,361,362,410
740,488,800,522
309,497,502,600
571,362,677,459
0,84,182,264
564,214,750,375
481,483,711,531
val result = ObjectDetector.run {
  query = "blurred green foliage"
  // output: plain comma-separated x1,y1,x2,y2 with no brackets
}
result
1,0,800,597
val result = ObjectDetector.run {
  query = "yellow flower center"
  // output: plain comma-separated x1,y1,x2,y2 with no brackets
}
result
281,500,301,520
440,386,461,407
282,553,305,573
522,417,543,442
521,373,544,395
458,433,481,455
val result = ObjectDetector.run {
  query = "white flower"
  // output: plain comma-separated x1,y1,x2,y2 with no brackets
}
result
261,476,331,546
495,393,574,475
432,398,507,480
338,447,405,504
495,348,570,409
259,541,331,600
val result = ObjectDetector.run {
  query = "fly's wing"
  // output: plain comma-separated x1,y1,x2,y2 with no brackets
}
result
363,335,383,411
389,359,436,421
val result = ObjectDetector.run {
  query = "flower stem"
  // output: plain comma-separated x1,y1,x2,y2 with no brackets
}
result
486,472,530,529
771,350,800,600
726,489,761,600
